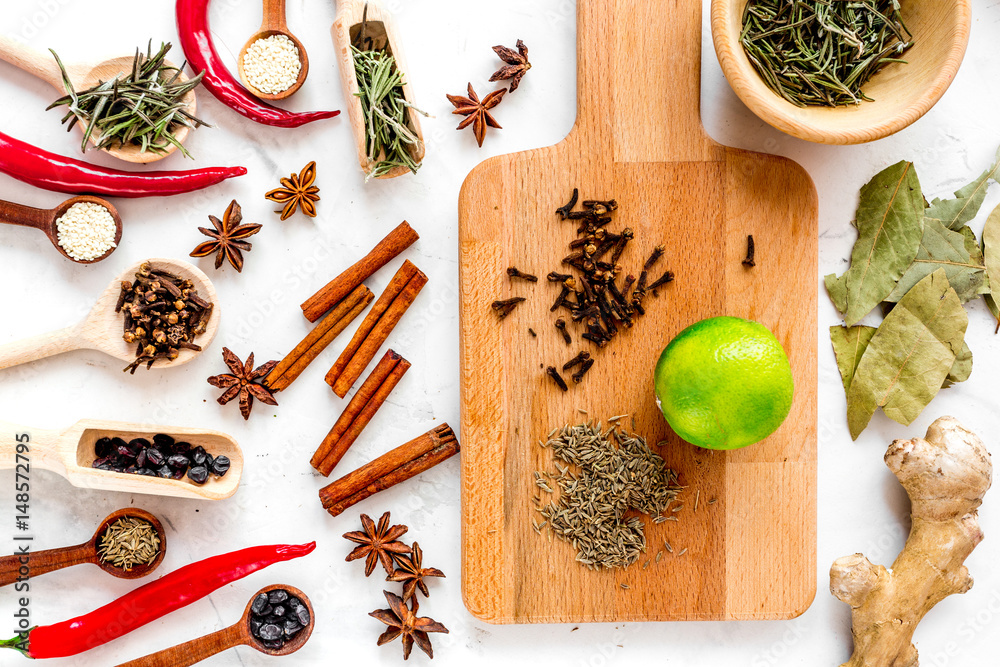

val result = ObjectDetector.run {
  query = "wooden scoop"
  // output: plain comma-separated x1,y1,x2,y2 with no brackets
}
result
0,195,122,264
332,0,425,179
237,0,310,100
0,419,242,501
115,584,313,666
0,258,219,372
0,35,197,164
0,508,166,587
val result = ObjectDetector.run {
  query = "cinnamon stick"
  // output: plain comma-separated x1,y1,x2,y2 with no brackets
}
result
264,284,373,392
301,221,420,322
319,424,459,517
325,260,428,398
311,349,411,476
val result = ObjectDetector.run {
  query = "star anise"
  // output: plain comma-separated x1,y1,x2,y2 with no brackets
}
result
370,590,449,660
387,541,445,601
190,200,262,272
207,347,278,420
344,512,412,577
490,39,531,92
446,83,505,148
265,161,320,220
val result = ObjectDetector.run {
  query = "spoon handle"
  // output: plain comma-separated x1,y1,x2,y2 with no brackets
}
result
0,35,68,92
0,542,93,587
0,326,84,371
261,0,289,32
114,624,245,667
0,420,68,476
0,198,54,232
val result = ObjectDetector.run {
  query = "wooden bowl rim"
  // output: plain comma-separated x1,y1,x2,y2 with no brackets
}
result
710,0,973,145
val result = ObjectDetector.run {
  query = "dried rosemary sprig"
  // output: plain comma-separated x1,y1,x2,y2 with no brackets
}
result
740,0,913,107
47,41,208,157
352,46,428,180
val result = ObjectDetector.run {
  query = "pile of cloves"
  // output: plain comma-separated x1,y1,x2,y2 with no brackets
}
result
544,189,673,390
490,190,675,391
116,262,213,373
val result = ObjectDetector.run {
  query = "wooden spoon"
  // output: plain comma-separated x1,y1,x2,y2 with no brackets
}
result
332,0,425,179
0,419,242,501
0,35,197,164
0,508,166,587
237,0,310,101
115,584,314,666
0,258,219,372
0,195,122,264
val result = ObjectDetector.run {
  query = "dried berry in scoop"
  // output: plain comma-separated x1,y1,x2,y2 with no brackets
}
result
248,589,310,650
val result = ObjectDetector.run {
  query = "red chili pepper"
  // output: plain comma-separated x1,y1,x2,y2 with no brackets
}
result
0,542,315,659
0,130,247,198
176,0,340,128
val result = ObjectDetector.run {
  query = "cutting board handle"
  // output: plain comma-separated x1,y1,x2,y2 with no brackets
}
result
571,0,714,162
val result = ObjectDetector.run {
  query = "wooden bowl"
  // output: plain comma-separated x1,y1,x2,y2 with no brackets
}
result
711,0,972,144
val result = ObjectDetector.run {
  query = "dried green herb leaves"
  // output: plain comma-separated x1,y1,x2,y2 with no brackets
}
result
352,46,427,180
924,149,1000,231
846,270,968,440
830,325,875,394
739,0,913,107
983,204,1000,328
827,162,924,326
944,341,974,389
825,153,1000,438
884,218,986,304
832,322,970,395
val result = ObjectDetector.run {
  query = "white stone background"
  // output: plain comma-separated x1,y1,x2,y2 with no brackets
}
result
2,0,1000,665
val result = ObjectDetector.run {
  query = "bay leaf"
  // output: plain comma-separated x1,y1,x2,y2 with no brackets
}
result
884,218,985,303
985,294,1000,332
961,226,992,295
825,273,848,315
830,325,876,394
846,269,967,440
983,203,1000,308
839,161,925,326
942,341,973,388
924,147,1000,231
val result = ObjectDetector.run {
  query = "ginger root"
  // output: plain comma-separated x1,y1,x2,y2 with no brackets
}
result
831,416,992,667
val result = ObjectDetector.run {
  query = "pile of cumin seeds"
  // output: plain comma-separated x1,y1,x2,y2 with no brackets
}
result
534,422,683,570
97,516,161,570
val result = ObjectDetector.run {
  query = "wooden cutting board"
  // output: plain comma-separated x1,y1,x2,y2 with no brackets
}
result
458,0,818,623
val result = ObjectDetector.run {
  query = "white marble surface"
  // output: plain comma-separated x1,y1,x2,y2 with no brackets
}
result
2,0,1000,665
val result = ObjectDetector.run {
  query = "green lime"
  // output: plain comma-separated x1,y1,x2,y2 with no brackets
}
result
654,316,793,450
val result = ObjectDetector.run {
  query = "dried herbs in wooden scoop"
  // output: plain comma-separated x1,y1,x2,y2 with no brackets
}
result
47,41,209,157
352,46,428,180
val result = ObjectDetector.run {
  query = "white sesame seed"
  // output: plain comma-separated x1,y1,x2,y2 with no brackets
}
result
242,35,301,94
55,202,117,261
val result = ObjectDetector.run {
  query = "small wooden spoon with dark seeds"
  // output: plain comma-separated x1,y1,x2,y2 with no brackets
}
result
114,585,313,667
